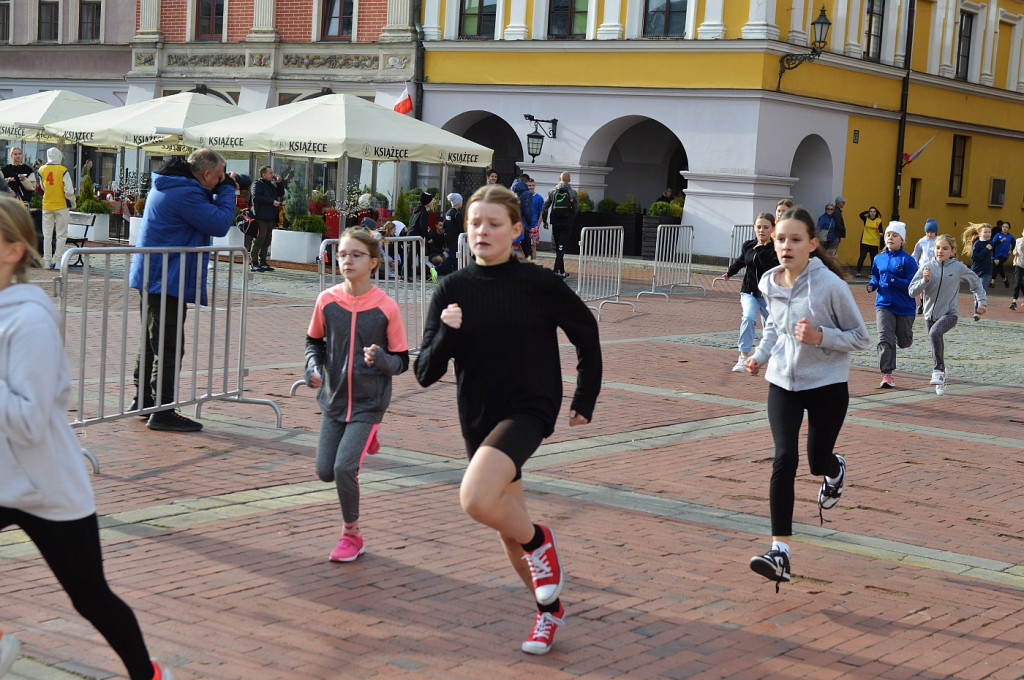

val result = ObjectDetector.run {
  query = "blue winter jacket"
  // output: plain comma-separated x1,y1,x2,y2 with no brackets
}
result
868,247,918,316
510,179,533,244
129,159,235,306
992,232,1015,261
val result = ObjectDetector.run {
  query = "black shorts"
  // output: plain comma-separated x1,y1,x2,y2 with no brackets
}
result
464,415,546,482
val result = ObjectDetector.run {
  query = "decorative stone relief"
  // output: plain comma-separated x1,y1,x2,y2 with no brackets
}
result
384,55,411,69
249,54,271,67
282,54,379,70
134,53,155,67
167,54,246,68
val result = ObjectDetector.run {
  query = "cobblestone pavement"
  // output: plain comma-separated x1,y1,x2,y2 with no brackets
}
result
3,254,1024,679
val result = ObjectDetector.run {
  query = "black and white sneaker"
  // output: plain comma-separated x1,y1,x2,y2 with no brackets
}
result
817,455,846,525
750,549,790,591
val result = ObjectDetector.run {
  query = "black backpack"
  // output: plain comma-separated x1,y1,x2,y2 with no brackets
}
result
550,188,573,217
236,208,258,236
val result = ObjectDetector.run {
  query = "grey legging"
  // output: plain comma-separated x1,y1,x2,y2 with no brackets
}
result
316,418,378,523
926,314,958,373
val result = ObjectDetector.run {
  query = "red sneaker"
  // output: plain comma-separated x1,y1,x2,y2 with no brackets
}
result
522,603,565,655
522,525,564,605
151,659,174,680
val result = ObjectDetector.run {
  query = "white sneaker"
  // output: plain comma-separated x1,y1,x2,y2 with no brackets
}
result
0,633,21,677
935,383,946,396
929,370,945,385
731,356,746,373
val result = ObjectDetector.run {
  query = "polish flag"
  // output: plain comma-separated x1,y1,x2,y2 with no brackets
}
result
902,135,935,167
393,85,413,115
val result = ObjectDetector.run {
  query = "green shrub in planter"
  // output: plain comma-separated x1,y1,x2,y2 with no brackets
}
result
577,189,593,213
291,213,326,234
29,194,43,210
597,198,618,213
615,194,640,215
76,176,113,214
648,201,673,217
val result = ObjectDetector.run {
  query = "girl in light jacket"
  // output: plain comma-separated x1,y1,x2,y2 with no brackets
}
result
0,199,172,680
745,207,869,591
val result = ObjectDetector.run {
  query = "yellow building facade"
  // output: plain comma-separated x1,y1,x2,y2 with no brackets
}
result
419,0,1024,261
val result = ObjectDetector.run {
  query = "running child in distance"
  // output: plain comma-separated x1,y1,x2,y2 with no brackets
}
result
415,185,602,655
306,227,408,563
745,207,869,590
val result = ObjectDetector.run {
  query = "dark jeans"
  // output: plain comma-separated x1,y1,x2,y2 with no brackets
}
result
1013,266,1024,300
0,509,153,680
766,382,848,537
856,243,878,274
250,220,275,267
551,222,570,273
134,292,187,407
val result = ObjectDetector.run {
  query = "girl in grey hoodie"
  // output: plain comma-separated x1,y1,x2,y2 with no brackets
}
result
745,207,869,590
0,200,172,680
907,234,987,395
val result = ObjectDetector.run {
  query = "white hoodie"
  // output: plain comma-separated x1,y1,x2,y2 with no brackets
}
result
0,283,94,520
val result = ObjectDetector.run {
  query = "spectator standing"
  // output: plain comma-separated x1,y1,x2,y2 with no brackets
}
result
855,206,883,277
866,221,918,389
539,172,578,278
652,187,674,205
408,191,432,239
37,147,76,269
2,147,36,203
991,220,1015,288
830,196,847,258
249,165,282,272
510,173,534,260
128,149,236,432
528,179,543,259
0,199,174,680
485,168,500,186
815,203,836,253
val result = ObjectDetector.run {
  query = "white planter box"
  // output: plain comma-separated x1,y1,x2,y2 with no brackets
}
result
129,217,144,245
271,229,321,263
212,226,245,249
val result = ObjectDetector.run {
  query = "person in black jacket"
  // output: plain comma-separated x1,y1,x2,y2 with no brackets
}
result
249,165,282,272
2,147,35,202
723,212,778,372
407,191,432,239
415,185,601,656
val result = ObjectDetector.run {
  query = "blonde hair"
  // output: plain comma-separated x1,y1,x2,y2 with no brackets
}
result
381,220,397,238
0,197,40,283
338,227,381,265
466,184,522,226
960,222,991,258
935,234,956,253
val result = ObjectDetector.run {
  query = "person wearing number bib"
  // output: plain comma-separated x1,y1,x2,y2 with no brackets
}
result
37,147,76,269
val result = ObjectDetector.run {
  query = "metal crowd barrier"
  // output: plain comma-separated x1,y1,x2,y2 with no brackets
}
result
456,232,473,269
576,226,636,320
637,224,706,300
712,224,756,287
318,235,427,354
54,246,282,467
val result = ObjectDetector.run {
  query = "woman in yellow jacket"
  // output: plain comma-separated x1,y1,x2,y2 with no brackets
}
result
855,205,883,278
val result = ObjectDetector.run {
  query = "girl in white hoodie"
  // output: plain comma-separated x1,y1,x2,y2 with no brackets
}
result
0,199,172,680
745,207,869,590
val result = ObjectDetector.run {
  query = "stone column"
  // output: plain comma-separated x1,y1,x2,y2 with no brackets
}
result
246,0,279,42
380,0,416,42
504,0,529,39
698,0,726,39
844,0,863,58
596,0,624,40
741,0,779,40
788,0,808,46
136,0,162,42
423,0,442,39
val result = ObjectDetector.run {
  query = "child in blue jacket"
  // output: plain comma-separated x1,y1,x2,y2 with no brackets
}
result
963,223,994,318
991,220,1015,288
866,221,918,389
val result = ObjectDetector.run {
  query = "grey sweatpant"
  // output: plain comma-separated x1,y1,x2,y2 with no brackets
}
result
316,418,378,523
876,308,915,374
926,314,958,373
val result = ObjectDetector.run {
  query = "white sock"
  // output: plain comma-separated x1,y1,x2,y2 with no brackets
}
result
825,472,842,484
771,540,789,554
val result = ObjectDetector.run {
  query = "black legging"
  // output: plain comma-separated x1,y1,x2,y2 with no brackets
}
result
0,509,154,680
766,382,849,537
856,243,878,274
551,223,570,274
993,259,1008,283
1013,266,1024,300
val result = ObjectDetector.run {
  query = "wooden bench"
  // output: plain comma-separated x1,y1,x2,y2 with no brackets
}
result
66,211,96,267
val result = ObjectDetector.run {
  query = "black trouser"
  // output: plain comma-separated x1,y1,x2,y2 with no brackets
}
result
1013,266,1024,299
250,220,275,267
0,509,153,680
134,292,186,408
766,382,848,537
551,222,570,273
856,243,878,274
993,259,1008,283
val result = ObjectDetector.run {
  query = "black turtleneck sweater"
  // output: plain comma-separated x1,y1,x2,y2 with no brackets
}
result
415,258,602,440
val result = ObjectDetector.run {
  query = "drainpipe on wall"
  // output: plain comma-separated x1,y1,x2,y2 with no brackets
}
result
891,0,916,222
413,0,425,122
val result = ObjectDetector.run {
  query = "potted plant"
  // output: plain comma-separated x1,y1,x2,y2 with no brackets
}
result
309,188,326,216
129,195,146,245
73,175,114,241
642,199,684,260
275,175,324,263
597,197,618,213
574,194,643,256
576,189,593,213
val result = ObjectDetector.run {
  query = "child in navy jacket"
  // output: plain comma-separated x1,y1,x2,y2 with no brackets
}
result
866,221,918,388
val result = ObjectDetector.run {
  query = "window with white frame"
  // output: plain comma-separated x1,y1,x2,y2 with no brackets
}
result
864,0,883,61
38,0,59,41
955,11,974,80
80,1,102,42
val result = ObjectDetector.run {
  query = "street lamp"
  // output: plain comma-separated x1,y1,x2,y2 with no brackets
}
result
524,114,557,162
777,6,831,91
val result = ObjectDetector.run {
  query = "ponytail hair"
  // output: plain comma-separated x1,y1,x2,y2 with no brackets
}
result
960,222,990,258
779,206,848,280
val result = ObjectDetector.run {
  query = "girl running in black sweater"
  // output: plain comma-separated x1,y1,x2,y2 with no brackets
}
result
415,185,602,656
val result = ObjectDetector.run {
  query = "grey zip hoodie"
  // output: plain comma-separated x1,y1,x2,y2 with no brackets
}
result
751,258,870,391
908,257,986,322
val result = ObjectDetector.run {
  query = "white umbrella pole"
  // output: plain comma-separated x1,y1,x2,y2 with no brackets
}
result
135,146,142,197
392,162,400,217
440,164,449,207
338,154,348,222
75,143,83,190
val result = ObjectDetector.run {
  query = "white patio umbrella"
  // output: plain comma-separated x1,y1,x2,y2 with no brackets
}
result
0,90,114,142
182,94,492,167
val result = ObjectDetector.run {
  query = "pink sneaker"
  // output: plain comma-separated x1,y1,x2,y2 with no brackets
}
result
152,659,174,680
878,374,895,389
0,633,21,677
329,532,364,562
522,603,565,655
522,525,564,605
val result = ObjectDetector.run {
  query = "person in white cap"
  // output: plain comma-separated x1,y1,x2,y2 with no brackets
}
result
36,147,76,269
865,221,918,388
